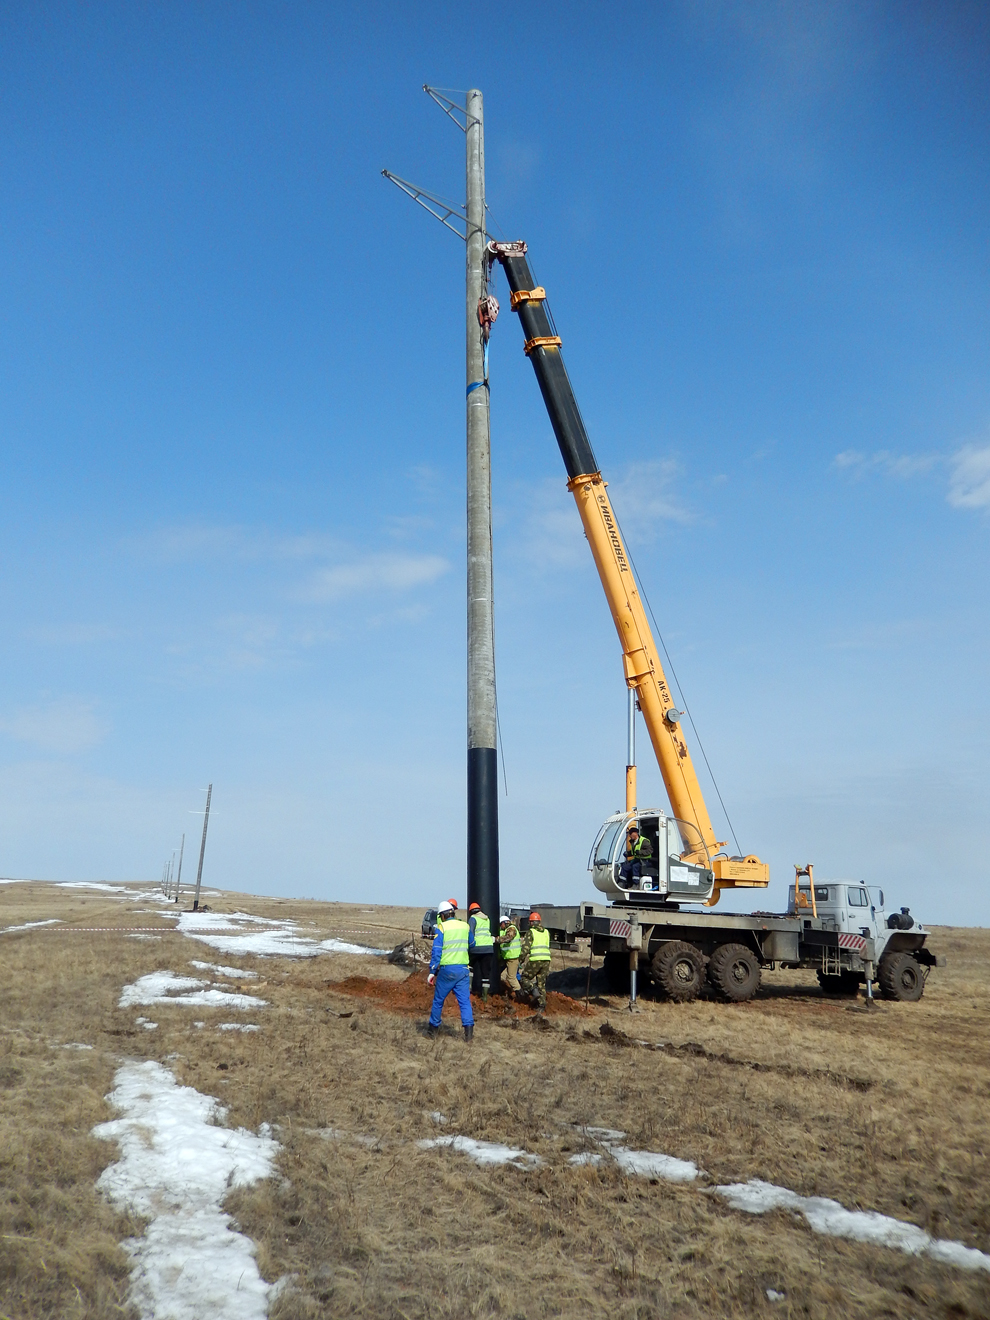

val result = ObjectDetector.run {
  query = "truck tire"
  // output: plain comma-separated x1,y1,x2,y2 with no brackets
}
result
652,941,705,1002
878,952,925,1002
603,951,631,994
817,971,861,997
708,943,762,1003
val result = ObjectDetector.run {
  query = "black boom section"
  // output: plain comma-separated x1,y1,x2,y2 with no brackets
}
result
495,250,599,481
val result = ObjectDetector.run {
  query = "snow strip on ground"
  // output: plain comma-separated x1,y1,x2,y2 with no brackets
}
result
191,960,258,979
562,1130,989,1270
93,1060,280,1320
164,908,386,959
417,1135,543,1168
57,882,150,898
120,970,268,1010
218,1023,260,1032
1,917,62,934
714,1180,990,1274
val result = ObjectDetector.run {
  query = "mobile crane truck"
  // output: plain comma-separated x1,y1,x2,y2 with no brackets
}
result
487,239,938,1004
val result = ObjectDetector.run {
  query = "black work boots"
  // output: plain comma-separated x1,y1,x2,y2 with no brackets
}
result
463,1024,474,1042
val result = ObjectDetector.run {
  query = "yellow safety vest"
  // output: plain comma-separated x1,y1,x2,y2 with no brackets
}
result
500,925,521,959
528,927,551,961
471,912,494,949
438,918,470,966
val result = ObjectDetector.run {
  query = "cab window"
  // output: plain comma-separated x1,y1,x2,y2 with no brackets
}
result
814,886,830,902
847,886,869,907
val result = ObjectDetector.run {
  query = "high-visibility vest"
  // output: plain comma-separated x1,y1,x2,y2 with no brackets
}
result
500,925,521,960
471,913,494,950
438,918,470,966
528,927,551,961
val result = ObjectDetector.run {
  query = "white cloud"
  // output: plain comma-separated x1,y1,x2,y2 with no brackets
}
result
0,698,107,755
513,460,691,572
948,444,990,510
142,525,339,564
295,554,450,603
834,450,940,479
609,459,694,534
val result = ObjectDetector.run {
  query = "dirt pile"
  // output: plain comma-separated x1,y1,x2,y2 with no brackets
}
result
330,970,591,1019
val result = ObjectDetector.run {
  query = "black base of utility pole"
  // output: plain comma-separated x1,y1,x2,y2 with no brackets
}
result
467,746,499,920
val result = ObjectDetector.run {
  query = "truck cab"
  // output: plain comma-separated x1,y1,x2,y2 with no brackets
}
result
590,809,714,905
788,881,888,942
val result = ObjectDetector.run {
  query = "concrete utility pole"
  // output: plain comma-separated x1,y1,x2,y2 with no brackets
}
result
192,784,212,912
174,832,185,904
464,88,499,922
382,86,500,921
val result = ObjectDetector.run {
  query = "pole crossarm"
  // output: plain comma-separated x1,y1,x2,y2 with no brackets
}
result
423,84,479,132
381,169,467,240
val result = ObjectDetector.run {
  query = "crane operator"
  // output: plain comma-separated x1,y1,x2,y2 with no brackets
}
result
619,823,653,887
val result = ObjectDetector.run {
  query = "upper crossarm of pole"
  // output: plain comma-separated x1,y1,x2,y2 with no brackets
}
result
423,85,481,133
380,171,467,240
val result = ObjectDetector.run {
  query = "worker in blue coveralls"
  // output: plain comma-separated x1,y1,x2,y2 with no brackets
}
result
426,900,475,1041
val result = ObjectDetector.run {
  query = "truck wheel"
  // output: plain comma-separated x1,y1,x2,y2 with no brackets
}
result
817,971,861,997
708,943,762,1003
878,952,925,1002
603,951,631,994
652,942,705,1002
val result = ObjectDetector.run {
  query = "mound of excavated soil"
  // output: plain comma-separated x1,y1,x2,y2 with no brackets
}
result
330,970,591,1019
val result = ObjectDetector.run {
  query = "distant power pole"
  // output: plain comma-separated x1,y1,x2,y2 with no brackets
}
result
192,784,212,912
174,832,185,904
382,86,500,923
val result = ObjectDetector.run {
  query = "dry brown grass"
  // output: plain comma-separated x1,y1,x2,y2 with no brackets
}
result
1,881,988,1319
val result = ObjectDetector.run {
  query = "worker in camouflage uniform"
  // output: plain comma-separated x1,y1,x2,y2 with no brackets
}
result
518,910,552,1013
496,913,521,993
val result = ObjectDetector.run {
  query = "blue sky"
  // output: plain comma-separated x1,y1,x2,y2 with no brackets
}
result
1,2,988,922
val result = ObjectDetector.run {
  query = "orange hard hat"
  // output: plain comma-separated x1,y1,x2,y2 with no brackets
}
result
446,898,458,909
468,902,481,912
529,911,542,923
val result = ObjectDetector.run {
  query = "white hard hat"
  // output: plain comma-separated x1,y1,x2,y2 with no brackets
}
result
437,901,455,916
499,914,510,923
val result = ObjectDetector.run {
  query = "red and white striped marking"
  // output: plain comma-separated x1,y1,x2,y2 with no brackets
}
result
838,933,867,952
609,919,632,940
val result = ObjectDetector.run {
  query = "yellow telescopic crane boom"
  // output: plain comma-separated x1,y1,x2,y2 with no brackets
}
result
488,241,768,901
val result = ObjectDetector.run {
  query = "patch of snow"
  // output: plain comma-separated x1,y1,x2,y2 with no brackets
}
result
418,1135,542,1169
568,1128,699,1183
62,1042,94,1050
217,1023,260,1033
609,1148,699,1182
193,1021,205,1029
57,882,148,899
167,909,386,960
568,1152,603,1168
428,1111,448,1125
1,917,62,934
93,1060,280,1320
767,1290,786,1303
135,1018,159,1031
318,937,387,956
191,960,258,979
120,971,267,1011
714,1180,990,1274
128,934,161,941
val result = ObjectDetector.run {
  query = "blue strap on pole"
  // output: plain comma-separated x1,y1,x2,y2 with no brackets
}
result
466,379,488,396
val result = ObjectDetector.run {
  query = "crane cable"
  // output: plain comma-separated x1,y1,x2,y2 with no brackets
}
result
610,505,743,859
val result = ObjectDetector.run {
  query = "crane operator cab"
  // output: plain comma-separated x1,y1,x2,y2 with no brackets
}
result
590,809,715,905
